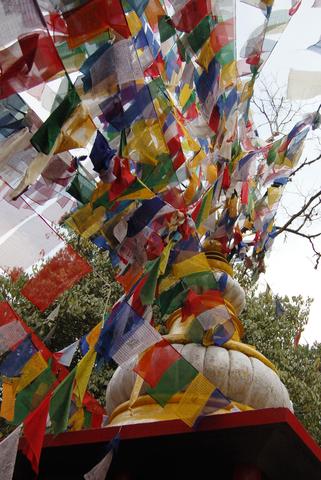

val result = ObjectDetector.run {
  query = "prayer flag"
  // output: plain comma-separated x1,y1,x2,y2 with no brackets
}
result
275,297,285,317
134,339,181,387
84,435,120,480
127,198,165,237
16,352,48,393
0,378,20,421
63,0,130,48
21,245,92,312
13,366,56,425
74,349,97,405
0,320,27,355
140,257,161,305
90,131,116,173
172,0,211,33
0,424,22,480
0,32,63,99
0,335,37,377
49,369,77,434
175,373,215,426
31,83,80,154
84,449,114,480
146,357,198,407
112,320,162,365
54,340,79,367
172,253,211,279
22,394,51,474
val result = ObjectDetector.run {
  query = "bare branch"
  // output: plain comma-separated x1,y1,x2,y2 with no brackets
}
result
289,153,321,179
274,189,321,237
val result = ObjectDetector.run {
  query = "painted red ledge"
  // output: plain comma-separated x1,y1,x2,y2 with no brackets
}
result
18,407,321,463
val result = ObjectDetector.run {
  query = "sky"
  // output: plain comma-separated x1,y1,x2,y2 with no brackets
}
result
240,0,321,344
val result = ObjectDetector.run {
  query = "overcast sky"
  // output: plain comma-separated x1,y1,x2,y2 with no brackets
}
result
239,0,321,344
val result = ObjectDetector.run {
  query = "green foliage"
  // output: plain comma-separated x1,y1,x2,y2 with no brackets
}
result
236,267,321,445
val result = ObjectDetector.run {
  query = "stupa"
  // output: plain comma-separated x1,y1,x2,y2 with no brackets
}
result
105,239,292,425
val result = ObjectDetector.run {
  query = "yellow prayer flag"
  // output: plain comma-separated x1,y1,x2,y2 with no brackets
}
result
206,164,217,183
126,120,168,165
184,173,199,205
117,182,155,201
158,273,178,294
74,349,97,405
159,240,173,275
197,38,214,71
172,253,211,279
69,204,105,238
69,407,85,431
55,104,96,154
126,11,142,36
267,186,282,208
91,181,110,205
220,61,237,89
179,84,192,108
176,373,215,427
86,321,103,349
17,352,48,393
240,80,254,103
129,375,144,409
190,149,207,168
0,378,20,421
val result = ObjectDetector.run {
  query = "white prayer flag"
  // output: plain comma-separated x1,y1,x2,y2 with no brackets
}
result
287,69,321,100
112,321,162,365
0,321,27,355
84,450,113,480
197,305,231,331
54,340,79,367
0,424,22,480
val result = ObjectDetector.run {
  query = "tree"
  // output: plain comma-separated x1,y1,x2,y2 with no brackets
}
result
237,267,321,445
252,77,321,268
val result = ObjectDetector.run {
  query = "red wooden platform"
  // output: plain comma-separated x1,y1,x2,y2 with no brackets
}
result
15,408,321,479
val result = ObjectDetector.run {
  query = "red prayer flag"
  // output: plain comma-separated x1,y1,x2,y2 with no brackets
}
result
210,18,235,54
222,165,231,190
172,0,210,33
21,393,51,474
21,245,92,312
0,32,63,99
109,157,136,200
134,339,181,388
0,301,18,327
241,181,249,204
182,289,224,320
63,0,130,49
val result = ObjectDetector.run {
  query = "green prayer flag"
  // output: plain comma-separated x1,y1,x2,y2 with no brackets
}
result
140,257,161,305
158,283,189,316
83,409,92,429
12,366,56,425
267,138,282,165
158,16,176,43
143,154,175,191
49,368,77,434
67,172,96,204
118,129,127,157
147,358,198,407
216,42,235,66
187,318,204,343
187,16,213,53
31,82,80,154
182,271,218,291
